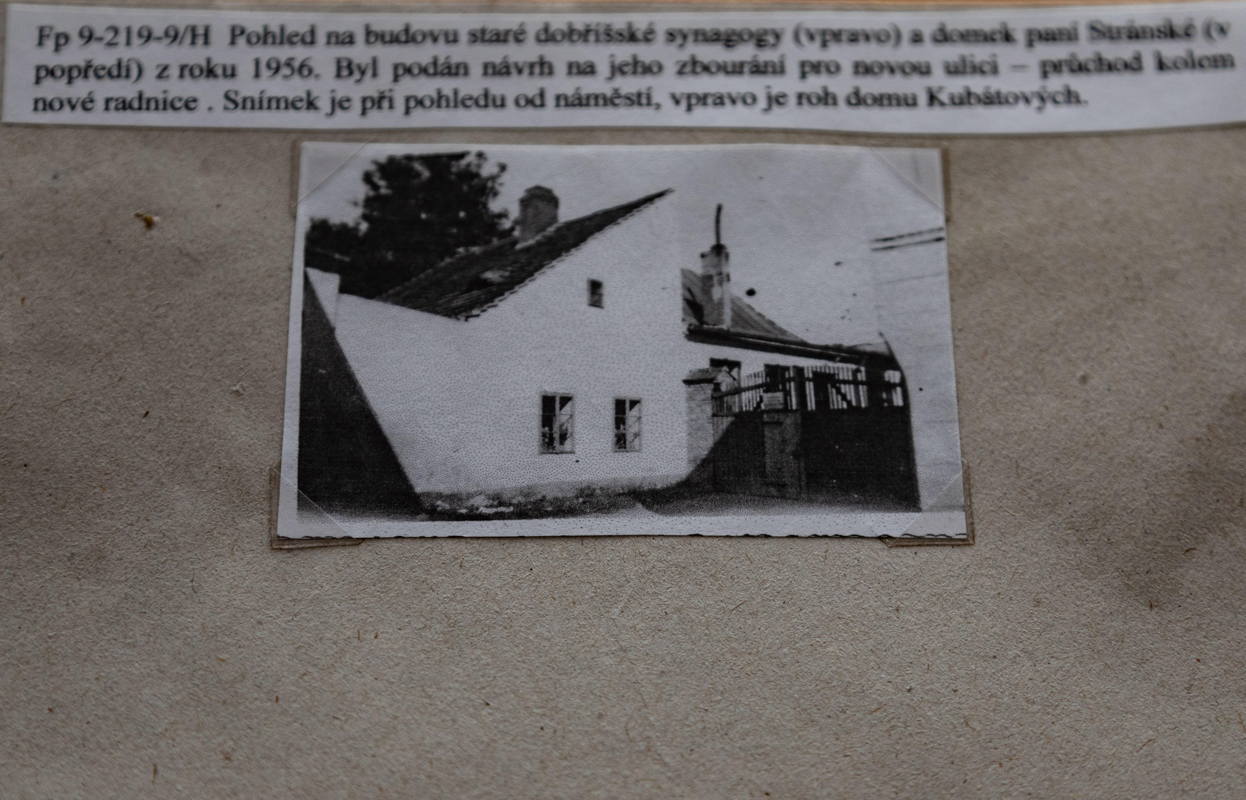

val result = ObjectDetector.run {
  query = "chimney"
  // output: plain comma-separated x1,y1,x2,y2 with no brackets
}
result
516,185,559,241
699,204,732,328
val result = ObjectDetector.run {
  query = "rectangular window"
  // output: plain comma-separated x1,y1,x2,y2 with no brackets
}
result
614,398,642,452
710,358,741,384
540,393,575,453
587,279,604,308
711,359,743,413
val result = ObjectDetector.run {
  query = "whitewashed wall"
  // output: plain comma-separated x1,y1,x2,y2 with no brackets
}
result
323,198,693,495
312,184,958,508
865,242,962,511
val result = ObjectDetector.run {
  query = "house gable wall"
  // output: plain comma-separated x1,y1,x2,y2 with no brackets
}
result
330,199,689,495
313,184,957,510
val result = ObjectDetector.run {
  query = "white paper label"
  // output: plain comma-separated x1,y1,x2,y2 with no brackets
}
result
4,2,1245,134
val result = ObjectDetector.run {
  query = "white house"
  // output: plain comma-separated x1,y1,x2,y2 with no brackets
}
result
306,183,934,510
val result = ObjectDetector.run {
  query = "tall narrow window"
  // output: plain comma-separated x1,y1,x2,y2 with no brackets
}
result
540,394,575,453
710,358,741,385
614,398,642,452
711,359,743,413
587,279,604,308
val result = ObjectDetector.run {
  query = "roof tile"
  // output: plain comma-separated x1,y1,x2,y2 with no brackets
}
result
680,268,803,342
378,189,671,318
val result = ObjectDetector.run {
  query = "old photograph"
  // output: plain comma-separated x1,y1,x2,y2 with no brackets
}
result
278,143,965,538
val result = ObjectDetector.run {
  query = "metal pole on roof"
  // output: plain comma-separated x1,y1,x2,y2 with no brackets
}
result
714,204,723,247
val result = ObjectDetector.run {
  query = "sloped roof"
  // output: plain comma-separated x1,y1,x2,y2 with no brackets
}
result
379,189,671,319
681,268,803,341
681,269,894,366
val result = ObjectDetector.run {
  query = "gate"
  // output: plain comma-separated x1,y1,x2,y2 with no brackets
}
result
709,362,919,508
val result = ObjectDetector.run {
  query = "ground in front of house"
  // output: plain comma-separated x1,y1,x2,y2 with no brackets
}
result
407,484,909,522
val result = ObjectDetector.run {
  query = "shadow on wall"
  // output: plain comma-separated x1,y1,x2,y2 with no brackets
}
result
297,277,424,519
681,410,921,511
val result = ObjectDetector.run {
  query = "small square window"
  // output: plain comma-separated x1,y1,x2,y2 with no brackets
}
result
614,398,642,452
587,279,604,308
710,358,741,384
540,393,575,453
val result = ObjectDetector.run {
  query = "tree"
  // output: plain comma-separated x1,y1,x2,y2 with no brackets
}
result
305,151,511,298
304,218,363,276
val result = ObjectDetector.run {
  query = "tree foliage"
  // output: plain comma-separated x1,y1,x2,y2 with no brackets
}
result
305,151,511,298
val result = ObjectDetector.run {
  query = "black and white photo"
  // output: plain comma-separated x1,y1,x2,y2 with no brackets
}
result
278,143,965,538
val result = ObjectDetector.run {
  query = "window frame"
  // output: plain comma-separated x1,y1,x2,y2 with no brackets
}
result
539,392,576,454
587,279,604,308
709,358,742,384
613,397,642,453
